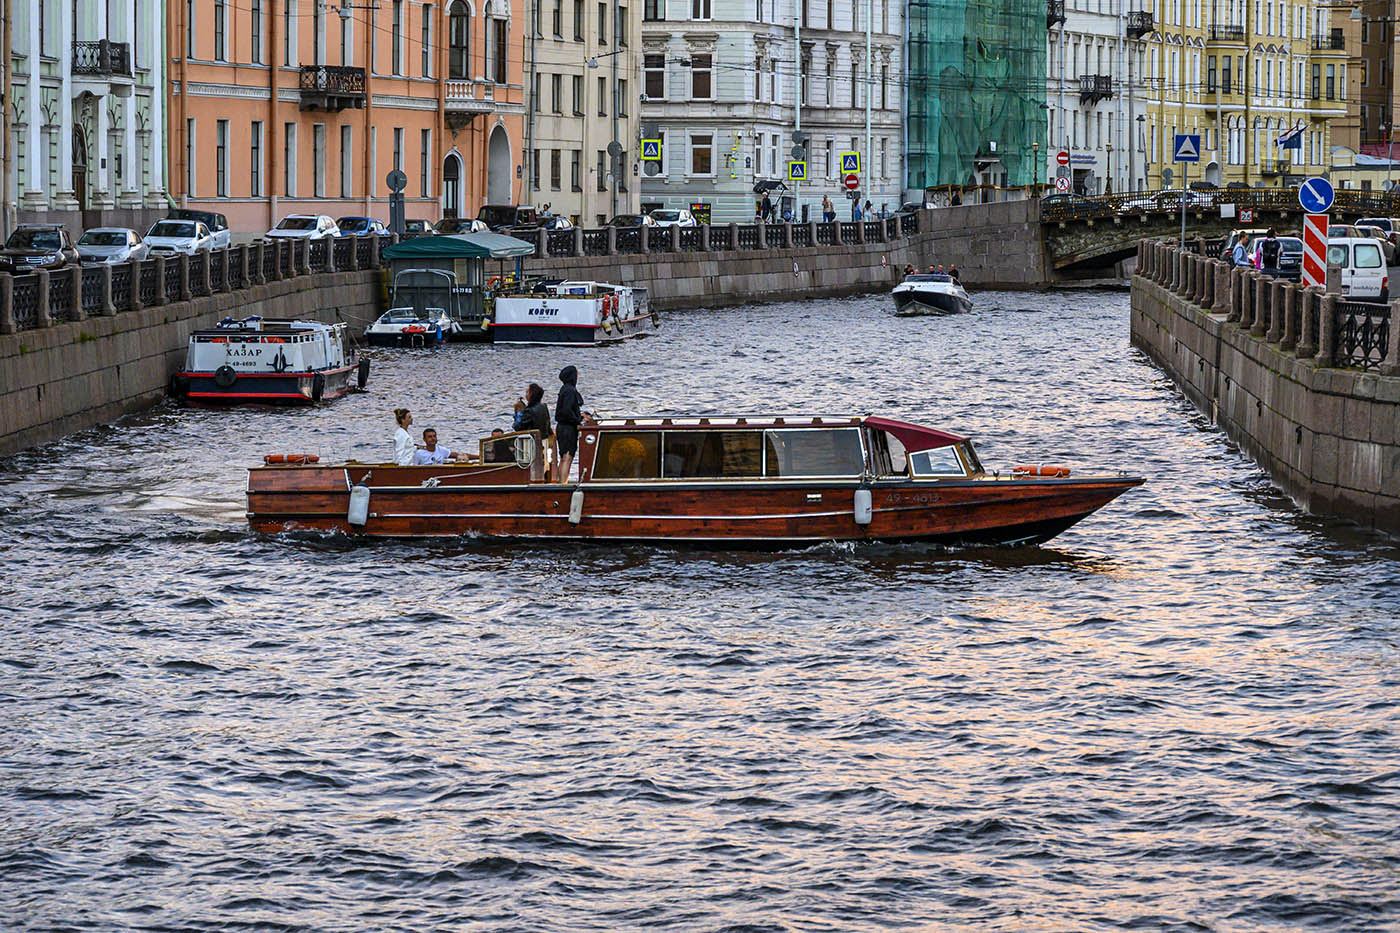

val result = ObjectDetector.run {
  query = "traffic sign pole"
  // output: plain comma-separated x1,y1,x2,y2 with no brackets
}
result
1181,160,1187,248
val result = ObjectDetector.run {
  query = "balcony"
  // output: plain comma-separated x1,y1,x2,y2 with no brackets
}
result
1126,11,1153,38
444,80,497,129
298,65,366,112
1260,159,1291,177
1048,0,1065,28
1311,31,1346,53
73,40,132,77
1206,24,1245,44
1079,74,1113,105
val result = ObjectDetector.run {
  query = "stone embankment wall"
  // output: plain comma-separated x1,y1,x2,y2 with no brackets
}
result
0,242,382,458
1130,240,1400,534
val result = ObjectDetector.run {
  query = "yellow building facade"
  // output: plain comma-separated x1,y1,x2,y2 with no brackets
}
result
1137,0,1355,190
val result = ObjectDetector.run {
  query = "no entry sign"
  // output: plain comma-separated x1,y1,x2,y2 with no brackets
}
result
843,173,860,191
1056,150,1070,167
1302,213,1328,288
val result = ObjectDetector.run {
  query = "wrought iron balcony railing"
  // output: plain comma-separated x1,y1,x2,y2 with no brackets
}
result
1312,32,1345,51
1047,0,1065,28
1079,74,1114,104
1207,24,1245,42
72,40,132,77
1126,11,1154,38
298,65,367,111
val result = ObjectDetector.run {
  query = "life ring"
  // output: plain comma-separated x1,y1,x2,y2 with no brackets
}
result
356,357,371,389
263,453,320,464
1011,464,1072,478
213,365,237,388
311,372,326,402
487,275,501,288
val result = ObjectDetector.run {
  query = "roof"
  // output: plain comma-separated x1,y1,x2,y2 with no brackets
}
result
583,415,968,450
382,232,536,260
863,416,967,451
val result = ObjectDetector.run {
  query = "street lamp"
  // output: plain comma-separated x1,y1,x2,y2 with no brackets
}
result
1032,141,1041,193
1105,142,1113,195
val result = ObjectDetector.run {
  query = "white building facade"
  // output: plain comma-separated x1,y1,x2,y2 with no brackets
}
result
5,0,168,235
640,0,903,223
1046,0,1154,194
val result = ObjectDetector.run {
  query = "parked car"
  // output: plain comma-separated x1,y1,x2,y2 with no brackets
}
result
1247,235,1304,280
337,216,392,238
402,219,432,238
1118,188,1213,214
1326,237,1389,301
540,216,575,231
477,205,540,232
649,208,698,228
606,213,658,227
144,219,216,255
1354,225,1398,263
1356,217,1400,246
77,227,149,264
1039,193,1096,211
165,209,231,249
0,224,79,273
433,217,490,235
267,214,340,241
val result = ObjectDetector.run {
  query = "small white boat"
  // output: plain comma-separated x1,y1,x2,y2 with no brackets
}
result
170,316,368,405
492,281,658,345
891,274,973,316
364,306,458,347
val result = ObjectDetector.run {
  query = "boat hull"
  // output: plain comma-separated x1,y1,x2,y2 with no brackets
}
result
493,311,659,346
247,467,1142,546
182,361,359,405
364,329,447,347
892,289,973,316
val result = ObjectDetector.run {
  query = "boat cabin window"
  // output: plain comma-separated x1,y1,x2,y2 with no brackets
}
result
869,430,908,476
661,431,764,478
593,431,662,479
908,445,966,477
763,428,864,478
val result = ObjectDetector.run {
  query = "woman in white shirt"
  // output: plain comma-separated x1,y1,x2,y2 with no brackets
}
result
393,408,416,465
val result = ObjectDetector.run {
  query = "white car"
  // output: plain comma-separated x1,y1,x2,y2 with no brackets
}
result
1326,237,1389,301
77,227,149,264
267,214,341,241
145,219,215,255
649,208,697,228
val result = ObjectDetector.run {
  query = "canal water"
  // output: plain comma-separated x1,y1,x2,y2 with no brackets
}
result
3,291,1399,931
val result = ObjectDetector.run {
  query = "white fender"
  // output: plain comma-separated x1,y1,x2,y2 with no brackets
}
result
568,489,585,524
348,484,371,526
853,487,873,525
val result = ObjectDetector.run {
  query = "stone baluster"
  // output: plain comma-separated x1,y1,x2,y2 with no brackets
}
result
783,222,793,249
1238,271,1253,327
98,264,114,315
1279,283,1299,350
1267,279,1286,343
67,266,85,321
573,226,584,256
1148,243,1159,281
699,224,710,252
298,239,312,275
1251,272,1270,337
1317,293,1337,365
1194,256,1206,303
639,224,650,254
1200,258,1214,308
671,224,681,251
755,223,767,249
1212,262,1229,314
178,254,192,301
199,250,213,297
806,221,817,251
343,238,358,272
1296,288,1319,358
151,255,168,305
129,260,144,310
35,269,52,326
1163,246,1174,288
1381,298,1400,376
1136,240,1145,271
536,228,548,257
606,226,618,255
0,274,13,334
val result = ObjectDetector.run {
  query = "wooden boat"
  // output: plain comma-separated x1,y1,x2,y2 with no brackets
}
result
892,274,973,315
171,316,368,405
492,281,658,345
247,415,1143,546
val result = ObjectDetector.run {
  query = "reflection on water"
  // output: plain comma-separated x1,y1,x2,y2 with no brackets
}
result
2,291,1398,931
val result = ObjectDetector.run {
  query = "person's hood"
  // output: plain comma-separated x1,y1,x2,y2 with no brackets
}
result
559,365,578,385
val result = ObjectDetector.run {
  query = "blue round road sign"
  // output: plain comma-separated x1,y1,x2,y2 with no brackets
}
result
1298,176,1335,213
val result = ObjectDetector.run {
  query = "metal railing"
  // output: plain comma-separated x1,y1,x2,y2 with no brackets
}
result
1335,301,1391,370
1208,25,1244,41
298,65,366,95
72,40,132,77
81,268,105,314
49,273,75,321
111,265,132,312
1126,11,1153,37
1312,32,1345,51
1041,186,1400,223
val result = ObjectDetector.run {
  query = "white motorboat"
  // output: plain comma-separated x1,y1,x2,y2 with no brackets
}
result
891,274,973,316
364,306,459,347
170,316,368,405
492,281,658,345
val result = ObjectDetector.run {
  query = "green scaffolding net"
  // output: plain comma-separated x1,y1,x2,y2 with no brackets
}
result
906,0,1048,189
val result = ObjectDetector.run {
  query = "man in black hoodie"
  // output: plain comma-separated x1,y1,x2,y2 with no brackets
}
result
555,365,584,482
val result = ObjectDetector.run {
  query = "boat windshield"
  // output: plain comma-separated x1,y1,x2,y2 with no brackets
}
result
382,309,422,323
909,447,966,476
905,274,952,283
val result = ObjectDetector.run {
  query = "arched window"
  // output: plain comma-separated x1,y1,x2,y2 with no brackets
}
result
449,1,470,79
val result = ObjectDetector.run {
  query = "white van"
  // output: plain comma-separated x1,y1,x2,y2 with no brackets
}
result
1325,238,1389,301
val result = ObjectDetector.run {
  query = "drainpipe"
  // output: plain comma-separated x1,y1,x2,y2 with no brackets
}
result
610,0,618,218
268,0,280,228
364,4,375,216
794,3,801,215
524,0,537,206
1,0,12,239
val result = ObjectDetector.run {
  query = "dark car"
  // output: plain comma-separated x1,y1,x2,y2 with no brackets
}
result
1040,193,1096,213
402,219,432,238
0,224,79,274
1272,236,1303,280
433,216,490,235
166,208,231,248
605,213,657,227
337,216,392,238
477,205,540,232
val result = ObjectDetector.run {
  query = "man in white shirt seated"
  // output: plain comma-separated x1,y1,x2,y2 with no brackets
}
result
411,428,459,465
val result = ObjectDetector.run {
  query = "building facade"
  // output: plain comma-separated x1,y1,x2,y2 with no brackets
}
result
640,0,904,224
524,0,642,225
1137,0,1352,191
1046,0,1155,194
169,0,526,233
5,0,168,235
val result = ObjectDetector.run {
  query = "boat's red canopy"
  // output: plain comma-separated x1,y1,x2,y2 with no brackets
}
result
863,416,967,452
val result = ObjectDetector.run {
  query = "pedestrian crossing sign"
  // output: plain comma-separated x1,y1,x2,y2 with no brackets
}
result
840,151,861,173
788,160,807,181
640,139,661,161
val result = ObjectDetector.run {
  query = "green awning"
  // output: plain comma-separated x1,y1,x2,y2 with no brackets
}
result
382,232,536,260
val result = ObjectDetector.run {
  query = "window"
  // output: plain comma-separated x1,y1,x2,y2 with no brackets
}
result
618,79,628,116
493,17,507,83
574,0,584,38
691,0,710,18
551,149,561,189
1355,243,1384,268
571,149,582,190
213,0,226,60
800,55,809,104
908,446,966,476
755,55,762,100
187,0,196,57
1222,54,1232,94
617,5,628,44
202,119,225,198
251,121,263,196
597,150,607,190
573,75,583,113
825,0,832,27
659,432,764,478
645,0,662,20
879,137,886,177
769,59,776,100
755,0,763,19
186,118,196,195
880,65,887,109
393,127,404,171
313,124,326,197
284,122,297,196
251,0,263,63
553,0,562,35
552,73,562,112
690,134,712,174
594,432,662,479
340,125,353,197
392,0,403,73
598,2,607,42
763,429,864,477
449,1,470,78
825,59,833,104
691,53,712,99
645,53,666,99
1326,64,1336,100
598,75,607,114
284,0,296,64
618,149,627,192
421,128,431,196
1311,63,1320,99
1207,55,1216,92
532,148,541,189
422,4,431,75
